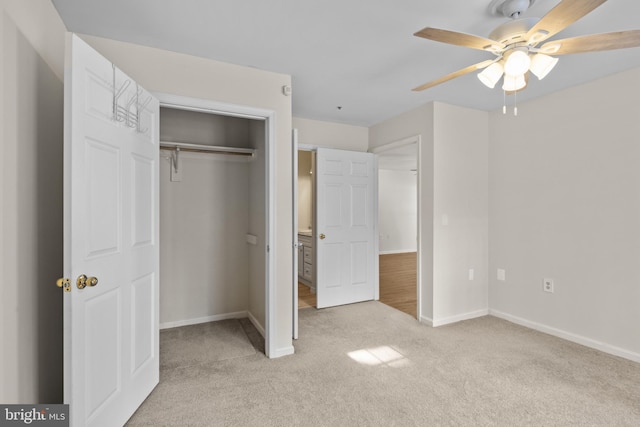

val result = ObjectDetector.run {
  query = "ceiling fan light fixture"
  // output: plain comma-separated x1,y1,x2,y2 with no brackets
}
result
529,53,558,80
478,62,504,88
504,49,531,76
502,74,526,91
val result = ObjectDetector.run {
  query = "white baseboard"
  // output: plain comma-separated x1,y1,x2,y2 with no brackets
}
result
269,345,295,359
490,309,640,363
419,315,433,326
160,311,248,330
247,311,265,338
431,309,489,327
379,249,417,255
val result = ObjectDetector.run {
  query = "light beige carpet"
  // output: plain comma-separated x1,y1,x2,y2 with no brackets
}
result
160,319,257,372
127,302,640,426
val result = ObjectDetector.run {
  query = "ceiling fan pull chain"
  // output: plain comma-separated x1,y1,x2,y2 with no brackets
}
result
514,90,518,116
503,90,507,115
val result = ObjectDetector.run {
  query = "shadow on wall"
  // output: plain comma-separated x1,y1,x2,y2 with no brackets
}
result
15,31,64,403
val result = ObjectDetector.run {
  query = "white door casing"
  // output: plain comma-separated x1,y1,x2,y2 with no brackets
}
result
63,34,159,427
292,129,299,339
315,148,378,308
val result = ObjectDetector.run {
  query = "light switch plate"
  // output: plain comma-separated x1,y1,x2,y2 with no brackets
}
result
497,269,506,281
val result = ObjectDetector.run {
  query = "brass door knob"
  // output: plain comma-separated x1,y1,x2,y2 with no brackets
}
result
76,274,98,289
77,274,88,289
319,233,326,240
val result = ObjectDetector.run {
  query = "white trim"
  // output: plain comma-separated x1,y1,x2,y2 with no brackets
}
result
160,311,248,330
157,94,271,121
373,154,380,301
153,92,277,359
270,345,295,358
264,111,276,358
292,129,299,340
379,249,417,255
490,309,640,363
419,316,433,327
298,143,317,152
432,309,489,327
370,135,419,154
247,311,266,338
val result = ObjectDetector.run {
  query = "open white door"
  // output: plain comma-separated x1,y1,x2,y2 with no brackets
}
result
292,129,299,339
315,148,377,308
62,34,159,427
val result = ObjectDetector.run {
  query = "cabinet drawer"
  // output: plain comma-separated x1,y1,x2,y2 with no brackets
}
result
303,262,313,281
303,246,313,262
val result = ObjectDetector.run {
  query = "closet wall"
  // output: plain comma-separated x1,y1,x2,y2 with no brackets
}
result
159,107,266,331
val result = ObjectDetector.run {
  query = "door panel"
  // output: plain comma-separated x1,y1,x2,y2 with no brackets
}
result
64,34,159,427
315,148,377,308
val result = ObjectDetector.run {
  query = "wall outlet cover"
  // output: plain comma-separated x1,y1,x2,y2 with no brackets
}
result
543,278,554,293
497,269,506,281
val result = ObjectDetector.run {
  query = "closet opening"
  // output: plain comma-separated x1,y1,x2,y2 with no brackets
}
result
156,93,275,359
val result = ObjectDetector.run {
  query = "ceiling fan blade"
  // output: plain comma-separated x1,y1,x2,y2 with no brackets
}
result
539,30,640,55
412,59,496,92
414,27,503,52
526,0,608,46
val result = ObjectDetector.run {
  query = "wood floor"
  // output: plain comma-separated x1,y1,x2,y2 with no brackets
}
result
298,282,316,309
379,252,417,318
297,252,417,318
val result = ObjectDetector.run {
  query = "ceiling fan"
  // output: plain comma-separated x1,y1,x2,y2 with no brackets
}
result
412,0,640,94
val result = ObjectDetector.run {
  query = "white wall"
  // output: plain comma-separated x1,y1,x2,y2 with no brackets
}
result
0,0,65,403
369,104,435,320
369,102,488,325
378,169,417,253
489,67,640,360
80,34,295,357
432,103,489,324
159,109,253,327
294,117,368,151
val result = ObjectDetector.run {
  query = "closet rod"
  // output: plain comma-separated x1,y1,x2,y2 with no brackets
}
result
159,141,255,157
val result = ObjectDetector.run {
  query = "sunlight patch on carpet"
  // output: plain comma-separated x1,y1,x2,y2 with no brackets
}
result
347,345,410,368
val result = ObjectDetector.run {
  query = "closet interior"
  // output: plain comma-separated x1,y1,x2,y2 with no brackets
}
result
158,106,267,338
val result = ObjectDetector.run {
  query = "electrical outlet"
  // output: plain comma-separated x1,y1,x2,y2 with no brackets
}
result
497,269,506,281
543,278,554,293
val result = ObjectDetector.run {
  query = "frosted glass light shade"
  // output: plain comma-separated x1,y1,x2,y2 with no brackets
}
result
529,53,559,80
504,50,531,76
502,74,526,91
478,62,504,88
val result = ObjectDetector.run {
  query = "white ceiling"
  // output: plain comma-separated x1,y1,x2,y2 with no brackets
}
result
51,0,640,127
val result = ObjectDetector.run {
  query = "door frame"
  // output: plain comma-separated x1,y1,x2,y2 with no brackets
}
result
292,143,316,338
153,92,277,357
370,135,422,321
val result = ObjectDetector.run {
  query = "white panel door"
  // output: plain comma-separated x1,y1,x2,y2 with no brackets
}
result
315,148,377,308
63,34,159,427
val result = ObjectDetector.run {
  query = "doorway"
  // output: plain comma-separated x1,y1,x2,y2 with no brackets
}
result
372,136,421,319
296,149,316,310
155,93,276,356
292,143,379,337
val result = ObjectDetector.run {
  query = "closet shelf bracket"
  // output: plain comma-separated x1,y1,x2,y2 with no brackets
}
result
170,147,180,174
